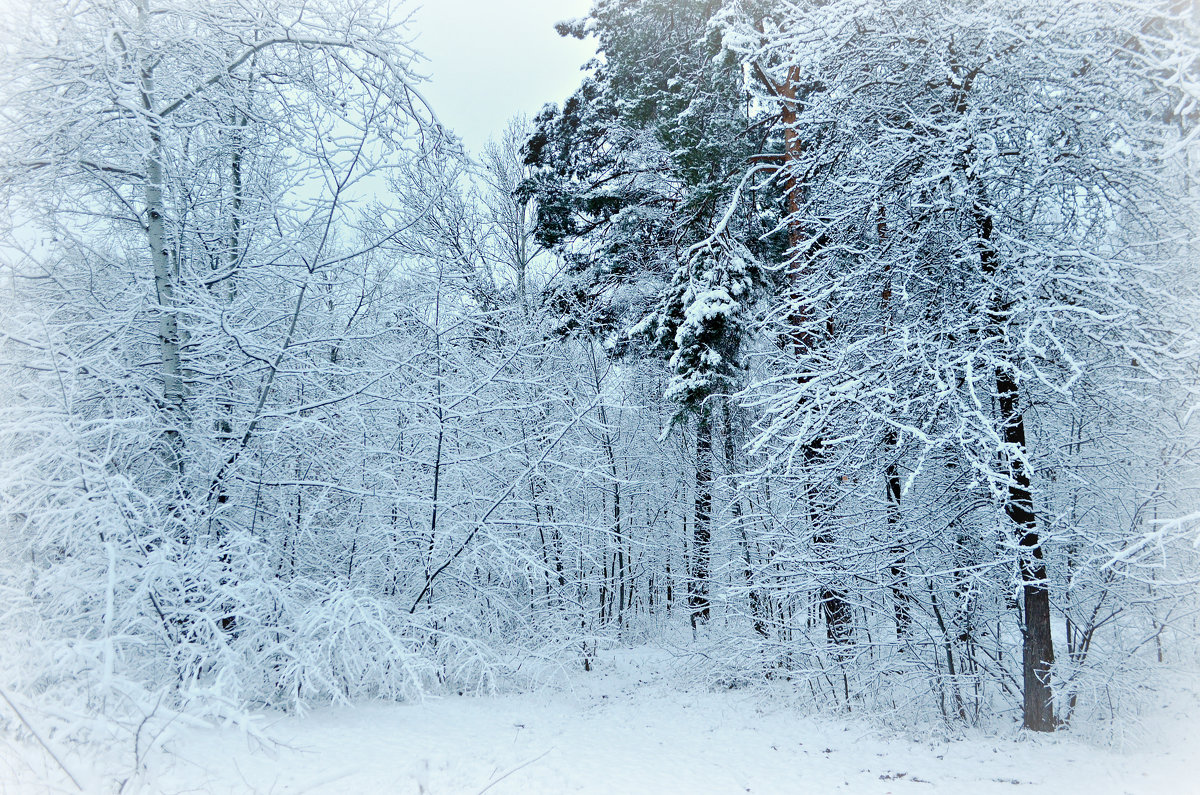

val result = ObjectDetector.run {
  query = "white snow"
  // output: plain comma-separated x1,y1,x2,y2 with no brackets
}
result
3,649,1198,795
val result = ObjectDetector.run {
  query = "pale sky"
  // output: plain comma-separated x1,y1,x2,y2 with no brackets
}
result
409,0,596,153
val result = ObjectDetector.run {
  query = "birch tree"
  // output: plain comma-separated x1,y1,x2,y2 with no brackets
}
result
0,0,456,709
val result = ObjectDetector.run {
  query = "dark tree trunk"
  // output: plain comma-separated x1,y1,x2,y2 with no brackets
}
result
724,400,767,636
885,445,910,639
688,408,713,629
997,367,1055,732
599,549,609,626
975,207,1055,732
877,215,910,640
773,66,852,652
807,440,853,649
665,557,673,614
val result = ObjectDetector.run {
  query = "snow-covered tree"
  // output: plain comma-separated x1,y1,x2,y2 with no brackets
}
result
724,0,1200,730
524,0,781,629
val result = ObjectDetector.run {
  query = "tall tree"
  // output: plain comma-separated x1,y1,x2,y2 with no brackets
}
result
724,0,1198,729
524,0,780,628
0,0,455,704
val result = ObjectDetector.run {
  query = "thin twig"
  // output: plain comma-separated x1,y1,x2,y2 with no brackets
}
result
474,748,552,795
0,686,84,791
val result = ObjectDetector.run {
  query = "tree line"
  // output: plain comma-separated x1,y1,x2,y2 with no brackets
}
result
1,0,1197,738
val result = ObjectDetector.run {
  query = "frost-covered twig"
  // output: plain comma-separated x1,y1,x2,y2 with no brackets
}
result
0,686,84,791
474,748,552,795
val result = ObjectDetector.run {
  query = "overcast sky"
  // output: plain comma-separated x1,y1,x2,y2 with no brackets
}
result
409,0,595,153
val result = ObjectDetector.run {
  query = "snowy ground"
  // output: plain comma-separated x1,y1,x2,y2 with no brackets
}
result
3,651,1198,794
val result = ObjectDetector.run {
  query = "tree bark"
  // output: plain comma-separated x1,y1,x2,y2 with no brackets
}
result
997,367,1056,732
878,213,909,640
688,407,713,629
976,207,1055,732
885,439,910,638
724,400,767,636
137,8,186,477
773,65,853,651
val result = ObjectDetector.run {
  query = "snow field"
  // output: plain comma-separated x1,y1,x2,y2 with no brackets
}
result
3,650,1197,794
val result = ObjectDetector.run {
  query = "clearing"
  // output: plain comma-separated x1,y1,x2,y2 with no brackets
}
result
2,650,1197,794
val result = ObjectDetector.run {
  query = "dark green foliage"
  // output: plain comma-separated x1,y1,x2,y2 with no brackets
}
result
524,0,781,413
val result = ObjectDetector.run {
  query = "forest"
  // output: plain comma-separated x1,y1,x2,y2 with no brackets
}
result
1,0,1198,790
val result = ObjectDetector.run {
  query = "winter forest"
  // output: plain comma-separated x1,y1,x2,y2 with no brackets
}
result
1,0,1199,792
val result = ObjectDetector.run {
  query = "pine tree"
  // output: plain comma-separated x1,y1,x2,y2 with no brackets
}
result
524,0,780,628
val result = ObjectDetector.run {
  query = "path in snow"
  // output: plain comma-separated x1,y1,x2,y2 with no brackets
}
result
3,651,1198,794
